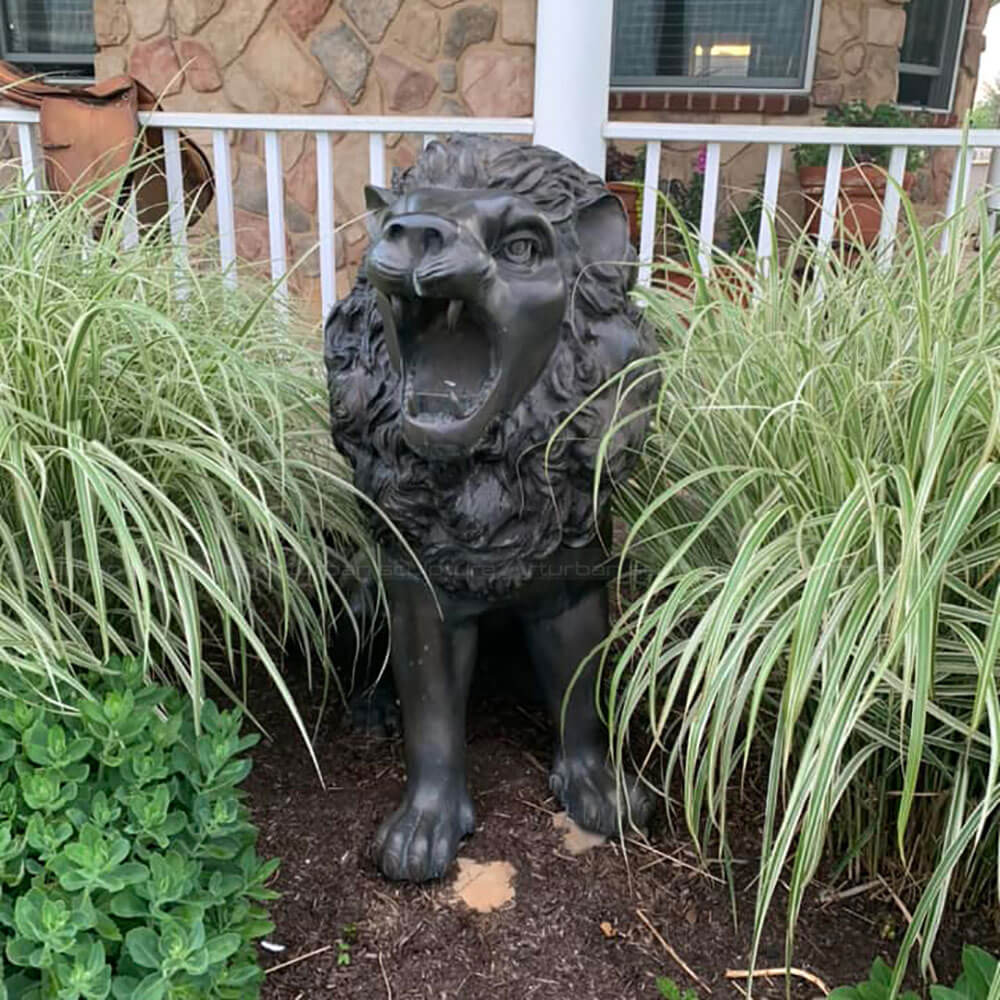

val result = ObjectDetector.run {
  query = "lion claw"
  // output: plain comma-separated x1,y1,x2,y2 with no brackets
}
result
550,754,651,836
374,786,475,882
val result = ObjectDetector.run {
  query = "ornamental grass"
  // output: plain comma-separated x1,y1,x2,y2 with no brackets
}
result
0,180,378,749
601,191,1000,981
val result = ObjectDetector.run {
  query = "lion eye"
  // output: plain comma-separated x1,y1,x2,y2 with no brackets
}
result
499,235,541,266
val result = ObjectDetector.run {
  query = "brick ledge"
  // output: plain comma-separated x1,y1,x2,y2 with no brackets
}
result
609,91,959,126
609,91,811,115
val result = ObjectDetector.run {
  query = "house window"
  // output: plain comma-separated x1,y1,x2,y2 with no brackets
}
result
897,0,969,111
611,0,822,91
0,0,96,79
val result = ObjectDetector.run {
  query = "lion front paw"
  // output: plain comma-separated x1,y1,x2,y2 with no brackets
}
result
549,753,652,836
374,785,475,882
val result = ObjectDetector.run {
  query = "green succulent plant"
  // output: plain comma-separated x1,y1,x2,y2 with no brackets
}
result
0,657,277,999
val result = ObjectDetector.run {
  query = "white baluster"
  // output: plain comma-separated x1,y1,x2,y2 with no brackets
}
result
264,130,288,307
697,142,722,277
212,129,237,288
756,143,783,278
316,131,337,319
877,145,908,270
637,140,662,289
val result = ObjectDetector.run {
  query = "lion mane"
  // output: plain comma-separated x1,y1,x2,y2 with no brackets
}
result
324,135,658,597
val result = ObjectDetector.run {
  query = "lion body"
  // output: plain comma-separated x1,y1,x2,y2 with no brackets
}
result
325,136,658,597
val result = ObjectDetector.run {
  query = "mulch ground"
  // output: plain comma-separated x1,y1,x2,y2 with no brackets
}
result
243,640,998,1000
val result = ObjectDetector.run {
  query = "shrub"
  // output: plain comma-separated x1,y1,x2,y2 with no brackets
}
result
792,101,931,171
829,959,921,1000
0,180,380,731
930,946,998,1000
830,948,998,1000
0,655,276,999
599,194,1000,984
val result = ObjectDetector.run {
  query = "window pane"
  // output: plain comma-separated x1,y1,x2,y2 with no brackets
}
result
897,0,963,109
612,0,814,89
3,0,95,56
897,72,934,108
899,0,954,70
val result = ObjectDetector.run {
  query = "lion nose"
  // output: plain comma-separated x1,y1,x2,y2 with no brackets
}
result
383,214,457,257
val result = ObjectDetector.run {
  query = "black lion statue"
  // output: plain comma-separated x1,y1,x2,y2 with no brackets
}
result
325,134,658,882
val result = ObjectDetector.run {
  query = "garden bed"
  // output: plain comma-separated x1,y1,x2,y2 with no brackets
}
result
244,652,997,1000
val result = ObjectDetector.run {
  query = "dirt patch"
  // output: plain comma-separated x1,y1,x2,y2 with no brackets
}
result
243,668,998,1000
451,859,517,913
553,811,607,856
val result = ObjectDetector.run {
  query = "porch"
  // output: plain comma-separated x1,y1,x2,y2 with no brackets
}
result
2,0,999,317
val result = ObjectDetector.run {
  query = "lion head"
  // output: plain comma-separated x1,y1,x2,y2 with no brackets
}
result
325,135,658,597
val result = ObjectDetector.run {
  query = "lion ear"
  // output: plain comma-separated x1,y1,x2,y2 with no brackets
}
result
576,193,631,267
364,185,395,212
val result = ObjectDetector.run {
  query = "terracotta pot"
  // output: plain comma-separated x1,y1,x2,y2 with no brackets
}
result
654,267,694,295
799,164,916,247
714,262,754,307
607,181,640,246
653,261,752,307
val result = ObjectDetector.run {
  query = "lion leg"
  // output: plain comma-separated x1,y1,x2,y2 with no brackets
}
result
348,669,400,737
374,576,477,881
521,585,651,835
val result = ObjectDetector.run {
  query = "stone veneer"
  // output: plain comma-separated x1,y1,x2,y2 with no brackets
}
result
92,0,536,307
89,0,988,301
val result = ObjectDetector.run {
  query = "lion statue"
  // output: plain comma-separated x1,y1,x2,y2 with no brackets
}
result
325,134,657,882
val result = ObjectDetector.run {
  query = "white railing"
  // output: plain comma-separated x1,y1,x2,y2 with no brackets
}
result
0,108,533,316
604,123,1000,286
5,105,1000,303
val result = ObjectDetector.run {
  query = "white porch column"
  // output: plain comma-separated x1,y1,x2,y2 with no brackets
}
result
532,0,615,177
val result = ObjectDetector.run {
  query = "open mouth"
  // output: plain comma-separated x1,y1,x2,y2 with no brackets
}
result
378,293,499,426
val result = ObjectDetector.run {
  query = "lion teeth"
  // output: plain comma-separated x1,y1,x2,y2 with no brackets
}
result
446,299,463,333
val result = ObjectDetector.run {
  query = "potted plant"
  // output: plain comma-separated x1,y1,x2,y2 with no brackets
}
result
605,145,642,245
605,145,707,254
606,146,749,300
793,101,930,246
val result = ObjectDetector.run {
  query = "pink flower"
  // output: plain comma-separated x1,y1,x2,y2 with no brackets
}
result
694,146,707,175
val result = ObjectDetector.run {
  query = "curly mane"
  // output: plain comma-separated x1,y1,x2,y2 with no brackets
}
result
325,135,657,596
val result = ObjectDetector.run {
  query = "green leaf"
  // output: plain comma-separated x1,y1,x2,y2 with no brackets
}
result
108,889,148,920
110,978,138,1000
964,946,999,999
205,934,241,966
12,888,48,941
218,961,262,987
53,939,112,1000
131,975,166,1000
25,815,73,856
92,909,122,943
125,928,161,970
829,991,861,1000
931,988,968,1000
869,959,892,988
5,936,43,970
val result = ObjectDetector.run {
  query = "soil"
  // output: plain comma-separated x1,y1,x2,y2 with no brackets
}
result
243,636,998,1000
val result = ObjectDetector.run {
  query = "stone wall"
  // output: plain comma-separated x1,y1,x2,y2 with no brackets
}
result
92,0,536,307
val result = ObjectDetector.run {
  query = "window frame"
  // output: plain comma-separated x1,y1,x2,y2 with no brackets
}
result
896,0,970,114
0,0,96,81
610,0,825,94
